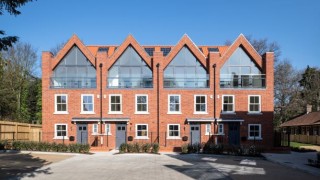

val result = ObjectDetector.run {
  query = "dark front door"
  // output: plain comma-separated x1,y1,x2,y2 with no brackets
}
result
116,124,126,149
77,124,88,144
228,122,240,146
190,124,200,145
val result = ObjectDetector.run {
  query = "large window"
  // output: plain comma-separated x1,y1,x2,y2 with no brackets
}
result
248,95,261,113
54,124,67,139
194,95,207,113
135,95,148,114
136,124,148,139
248,124,262,140
108,46,153,88
109,95,122,114
51,46,96,88
164,46,208,88
222,95,234,113
81,94,94,113
220,47,265,88
168,95,181,114
54,94,68,114
168,124,180,138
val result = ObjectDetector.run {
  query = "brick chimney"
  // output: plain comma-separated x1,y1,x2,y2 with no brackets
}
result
306,104,312,114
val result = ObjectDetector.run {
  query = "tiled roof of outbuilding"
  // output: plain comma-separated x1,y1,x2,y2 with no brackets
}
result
280,111,320,127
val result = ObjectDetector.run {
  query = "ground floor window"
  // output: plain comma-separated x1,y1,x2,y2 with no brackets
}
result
92,124,98,134
205,124,211,135
136,124,148,138
248,124,261,140
105,124,111,135
218,124,224,134
54,124,67,139
168,124,180,138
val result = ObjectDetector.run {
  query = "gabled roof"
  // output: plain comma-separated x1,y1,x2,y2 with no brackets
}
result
108,35,152,69
280,111,320,127
163,34,207,69
220,34,263,69
51,34,96,69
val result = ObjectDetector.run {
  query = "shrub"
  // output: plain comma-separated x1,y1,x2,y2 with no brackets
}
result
0,140,8,150
152,143,159,154
68,144,78,153
181,144,188,154
127,143,134,153
142,143,151,153
119,143,127,153
188,143,201,153
80,144,90,153
203,143,224,154
133,143,141,153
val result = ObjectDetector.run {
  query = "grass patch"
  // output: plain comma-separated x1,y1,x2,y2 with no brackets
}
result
290,142,313,148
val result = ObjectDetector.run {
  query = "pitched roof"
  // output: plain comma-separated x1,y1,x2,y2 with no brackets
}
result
280,111,320,127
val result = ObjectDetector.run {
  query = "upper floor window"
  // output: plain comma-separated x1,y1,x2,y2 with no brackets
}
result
164,46,208,88
51,46,96,89
135,94,148,114
222,95,234,113
248,95,261,113
168,95,181,114
81,94,94,114
108,46,153,88
194,95,207,114
220,47,265,89
109,94,122,114
54,94,68,114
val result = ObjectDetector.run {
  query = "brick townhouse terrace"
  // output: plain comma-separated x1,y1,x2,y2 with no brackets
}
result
42,34,274,151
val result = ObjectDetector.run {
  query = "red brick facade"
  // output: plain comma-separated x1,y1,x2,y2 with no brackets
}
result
42,34,274,151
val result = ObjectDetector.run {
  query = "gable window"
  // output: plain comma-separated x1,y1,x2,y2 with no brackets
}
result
135,95,148,114
54,124,67,139
105,124,111,135
168,124,180,138
248,124,262,140
54,94,68,114
108,46,153,88
248,95,261,113
81,94,94,114
92,124,98,134
220,47,265,88
222,95,234,113
109,95,122,114
168,95,181,114
136,124,148,139
164,46,208,88
194,95,207,114
218,124,224,134
205,124,211,135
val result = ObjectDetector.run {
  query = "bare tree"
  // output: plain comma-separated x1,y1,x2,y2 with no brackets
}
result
50,41,66,56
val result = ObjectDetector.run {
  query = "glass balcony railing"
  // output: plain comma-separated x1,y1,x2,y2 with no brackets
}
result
108,77,153,88
50,77,97,89
164,77,209,88
220,74,266,88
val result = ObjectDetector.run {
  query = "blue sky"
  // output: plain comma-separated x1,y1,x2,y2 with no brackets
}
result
1,0,319,75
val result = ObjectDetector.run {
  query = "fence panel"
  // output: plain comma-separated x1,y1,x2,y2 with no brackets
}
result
0,121,42,142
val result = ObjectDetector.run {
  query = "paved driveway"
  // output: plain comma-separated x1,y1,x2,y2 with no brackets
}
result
18,152,318,180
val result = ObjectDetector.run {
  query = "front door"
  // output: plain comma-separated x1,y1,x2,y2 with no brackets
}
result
228,122,240,146
190,124,200,145
77,124,88,144
116,124,126,149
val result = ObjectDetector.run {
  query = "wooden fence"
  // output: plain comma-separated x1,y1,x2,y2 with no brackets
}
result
290,134,320,145
0,121,42,142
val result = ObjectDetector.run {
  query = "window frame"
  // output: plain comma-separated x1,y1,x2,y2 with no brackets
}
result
168,94,181,114
81,94,94,114
92,124,98,135
167,124,180,139
222,95,235,113
135,124,148,139
205,124,211,135
135,94,149,114
54,94,68,114
105,124,111,135
109,94,122,114
218,124,224,135
194,95,207,114
248,95,261,113
54,124,68,139
248,124,262,140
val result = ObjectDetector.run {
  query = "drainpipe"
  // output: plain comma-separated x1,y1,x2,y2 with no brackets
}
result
156,63,160,144
213,64,217,144
99,63,103,135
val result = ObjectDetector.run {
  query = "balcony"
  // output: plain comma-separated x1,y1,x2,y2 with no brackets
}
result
108,77,153,88
50,77,96,89
164,77,209,88
220,74,266,89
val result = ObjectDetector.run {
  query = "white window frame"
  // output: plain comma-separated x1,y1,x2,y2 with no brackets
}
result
54,94,68,114
109,94,122,114
167,124,180,139
248,124,262,140
218,124,224,135
135,94,149,114
248,95,261,113
54,123,68,139
135,124,148,139
168,94,181,114
222,95,235,113
105,124,111,135
205,124,211,135
194,95,207,114
81,94,94,114
92,124,98,135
